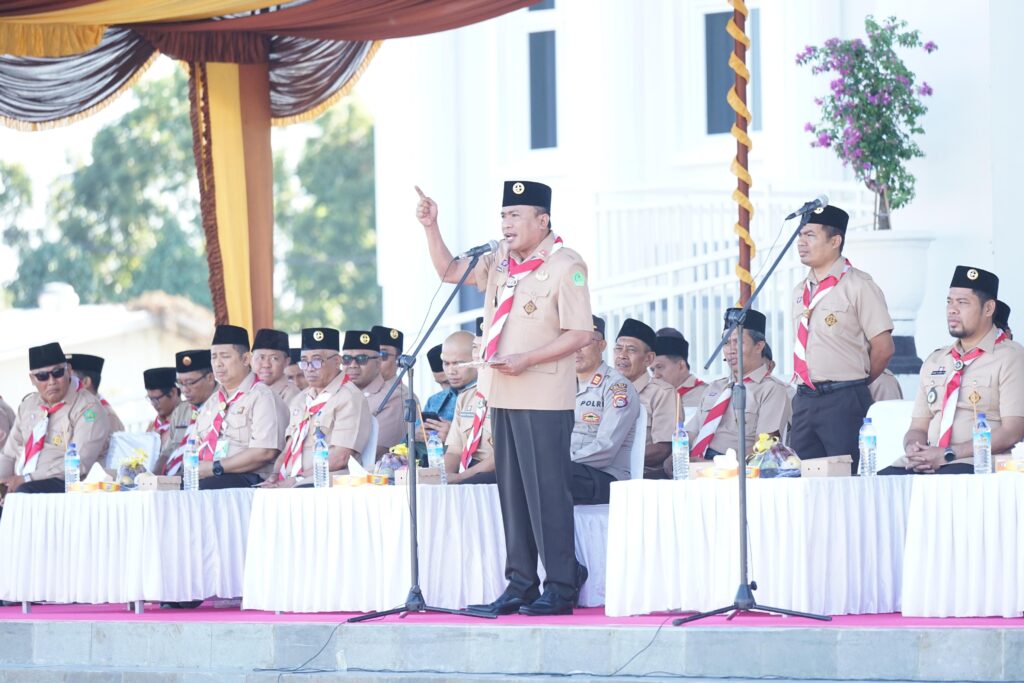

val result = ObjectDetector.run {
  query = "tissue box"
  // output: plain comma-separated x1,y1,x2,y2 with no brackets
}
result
996,456,1024,473
395,467,444,485
801,455,853,477
68,481,101,493
134,473,181,491
333,473,369,487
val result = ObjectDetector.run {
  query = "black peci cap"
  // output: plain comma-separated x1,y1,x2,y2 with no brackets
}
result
143,367,177,391
592,316,606,338
502,180,552,210
474,317,484,337
29,342,66,371
723,307,767,336
211,324,250,349
654,335,689,361
67,353,104,374
995,300,1011,331
176,349,212,373
288,348,301,365
808,205,850,233
301,327,340,351
426,344,444,373
371,325,404,352
950,265,999,299
616,318,657,351
343,330,380,353
252,328,290,353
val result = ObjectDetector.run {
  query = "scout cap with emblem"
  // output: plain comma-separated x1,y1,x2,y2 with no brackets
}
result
995,300,1011,331
808,205,850,233
950,265,999,299
654,335,689,362
302,327,340,351
288,348,301,365
252,328,289,353
474,316,484,337
211,324,250,350
371,325,404,352
616,318,658,351
175,349,211,373
343,330,380,352
143,367,177,391
592,315,606,338
502,180,552,210
67,353,104,374
29,341,66,370
723,307,767,336
426,344,444,373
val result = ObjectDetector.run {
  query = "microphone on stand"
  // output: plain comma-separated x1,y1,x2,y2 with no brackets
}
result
456,240,500,260
785,194,829,220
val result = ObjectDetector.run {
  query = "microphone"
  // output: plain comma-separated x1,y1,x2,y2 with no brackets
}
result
785,194,829,220
456,240,499,260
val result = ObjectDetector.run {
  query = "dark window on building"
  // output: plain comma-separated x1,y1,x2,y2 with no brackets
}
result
529,30,558,149
529,0,555,10
459,285,484,318
705,9,761,135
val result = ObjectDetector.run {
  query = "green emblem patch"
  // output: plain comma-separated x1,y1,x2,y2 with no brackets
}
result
572,271,586,287
84,409,96,423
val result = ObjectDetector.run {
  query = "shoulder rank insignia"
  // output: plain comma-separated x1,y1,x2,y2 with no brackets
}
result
590,373,603,386
582,412,601,424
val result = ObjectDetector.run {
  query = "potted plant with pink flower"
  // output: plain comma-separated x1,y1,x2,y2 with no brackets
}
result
796,15,937,230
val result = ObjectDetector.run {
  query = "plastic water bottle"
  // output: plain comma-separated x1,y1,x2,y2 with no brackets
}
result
858,418,877,476
313,429,330,488
672,423,690,480
426,430,447,485
973,413,992,474
64,442,80,491
183,436,200,491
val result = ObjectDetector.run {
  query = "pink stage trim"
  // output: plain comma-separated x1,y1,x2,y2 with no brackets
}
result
0,604,1020,628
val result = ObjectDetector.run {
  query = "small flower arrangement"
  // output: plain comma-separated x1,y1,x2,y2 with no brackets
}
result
117,449,149,489
377,443,409,476
796,15,936,228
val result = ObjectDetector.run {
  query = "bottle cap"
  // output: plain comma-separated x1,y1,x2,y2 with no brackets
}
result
978,413,986,420
863,418,872,424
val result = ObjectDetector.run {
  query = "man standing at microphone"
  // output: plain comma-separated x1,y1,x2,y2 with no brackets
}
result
416,182,593,616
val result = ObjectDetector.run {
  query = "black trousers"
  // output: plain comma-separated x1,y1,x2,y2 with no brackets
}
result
17,478,66,494
879,463,975,475
199,472,264,490
790,384,873,469
458,470,497,485
569,462,616,505
491,407,576,599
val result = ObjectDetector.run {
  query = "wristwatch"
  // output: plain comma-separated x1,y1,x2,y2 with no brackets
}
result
213,461,225,476
943,448,956,463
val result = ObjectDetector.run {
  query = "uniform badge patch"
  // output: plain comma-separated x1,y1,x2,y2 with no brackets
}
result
610,382,628,395
498,258,508,273
931,367,946,375
53,435,63,446
969,390,981,405
572,271,586,287
967,268,979,281
535,270,549,281
953,359,964,372
359,333,371,345
590,373,603,386
927,387,938,404
523,301,537,315
313,330,324,342
182,355,192,367
825,313,838,327
512,182,525,195
582,412,601,424
390,329,400,340
612,394,628,409
83,409,96,423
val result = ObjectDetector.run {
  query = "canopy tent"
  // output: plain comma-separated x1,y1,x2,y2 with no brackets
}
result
0,0,534,332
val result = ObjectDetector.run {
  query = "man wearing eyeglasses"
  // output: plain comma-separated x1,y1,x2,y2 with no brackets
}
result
0,342,111,498
143,367,192,475
371,325,405,383
266,327,372,487
343,330,409,457
67,353,126,433
252,328,300,406
161,349,217,476
192,325,288,488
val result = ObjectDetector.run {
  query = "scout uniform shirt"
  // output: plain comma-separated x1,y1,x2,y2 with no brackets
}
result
571,362,640,481
101,400,126,433
445,382,494,468
149,400,195,463
792,257,893,382
473,232,593,411
631,372,676,446
0,385,111,480
0,397,15,452
193,373,288,480
363,375,413,450
869,369,903,402
910,326,1024,461
269,375,300,408
285,371,372,475
676,374,710,412
686,364,792,456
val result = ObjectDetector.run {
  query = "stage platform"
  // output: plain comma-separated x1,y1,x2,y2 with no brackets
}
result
0,603,1022,682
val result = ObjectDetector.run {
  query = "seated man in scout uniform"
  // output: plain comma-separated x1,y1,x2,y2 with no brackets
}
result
651,333,709,412
344,330,409,456
252,328,300,406
285,348,309,391
680,308,791,470
882,266,1024,474
193,325,288,488
161,349,217,476
67,353,125,432
440,329,496,485
613,318,676,479
143,367,194,474
995,300,1012,340
0,342,111,497
372,325,405,382
268,327,372,487
571,316,640,503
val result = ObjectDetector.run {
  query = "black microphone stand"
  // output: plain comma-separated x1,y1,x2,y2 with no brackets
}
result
673,212,830,626
349,254,495,622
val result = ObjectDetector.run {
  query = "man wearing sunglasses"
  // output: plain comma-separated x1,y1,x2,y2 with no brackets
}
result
67,353,126,433
0,342,111,498
343,330,410,458
143,367,192,475
266,327,372,487
371,325,405,383
252,328,299,406
192,325,288,488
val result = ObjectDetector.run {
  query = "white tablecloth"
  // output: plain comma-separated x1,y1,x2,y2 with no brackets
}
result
242,484,608,612
604,477,913,616
0,489,253,603
902,474,1024,617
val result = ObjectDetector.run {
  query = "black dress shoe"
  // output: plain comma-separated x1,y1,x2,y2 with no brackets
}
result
574,563,589,606
467,589,540,615
519,591,574,616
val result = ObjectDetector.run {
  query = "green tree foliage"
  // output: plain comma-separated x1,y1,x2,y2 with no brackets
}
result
6,68,211,307
274,100,380,331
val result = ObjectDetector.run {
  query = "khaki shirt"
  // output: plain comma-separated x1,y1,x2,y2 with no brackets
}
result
869,369,903,402
632,372,676,445
676,374,710,411
363,374,413,450
571,363,639,480
445,383,494,467
473,233,593,410
285,372,372,476
100,398,125,433
912,326,1024,458
193,373,288,480
792,258,893,383
269,376,300,408
686,364,792,456
148,401,196,463
0,397,15,452
0,385,111,480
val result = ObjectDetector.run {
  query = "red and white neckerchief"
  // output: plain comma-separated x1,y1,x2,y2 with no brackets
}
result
19,401,65,476
197,384,251,462
483,236,564,361
164,406,199,476
99,396,111,408
690,377,752,459
937,332,1007,447
793,259,853,389
279,376,349,480
460,390,488,469
151,416,171,434
677,378,706,398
